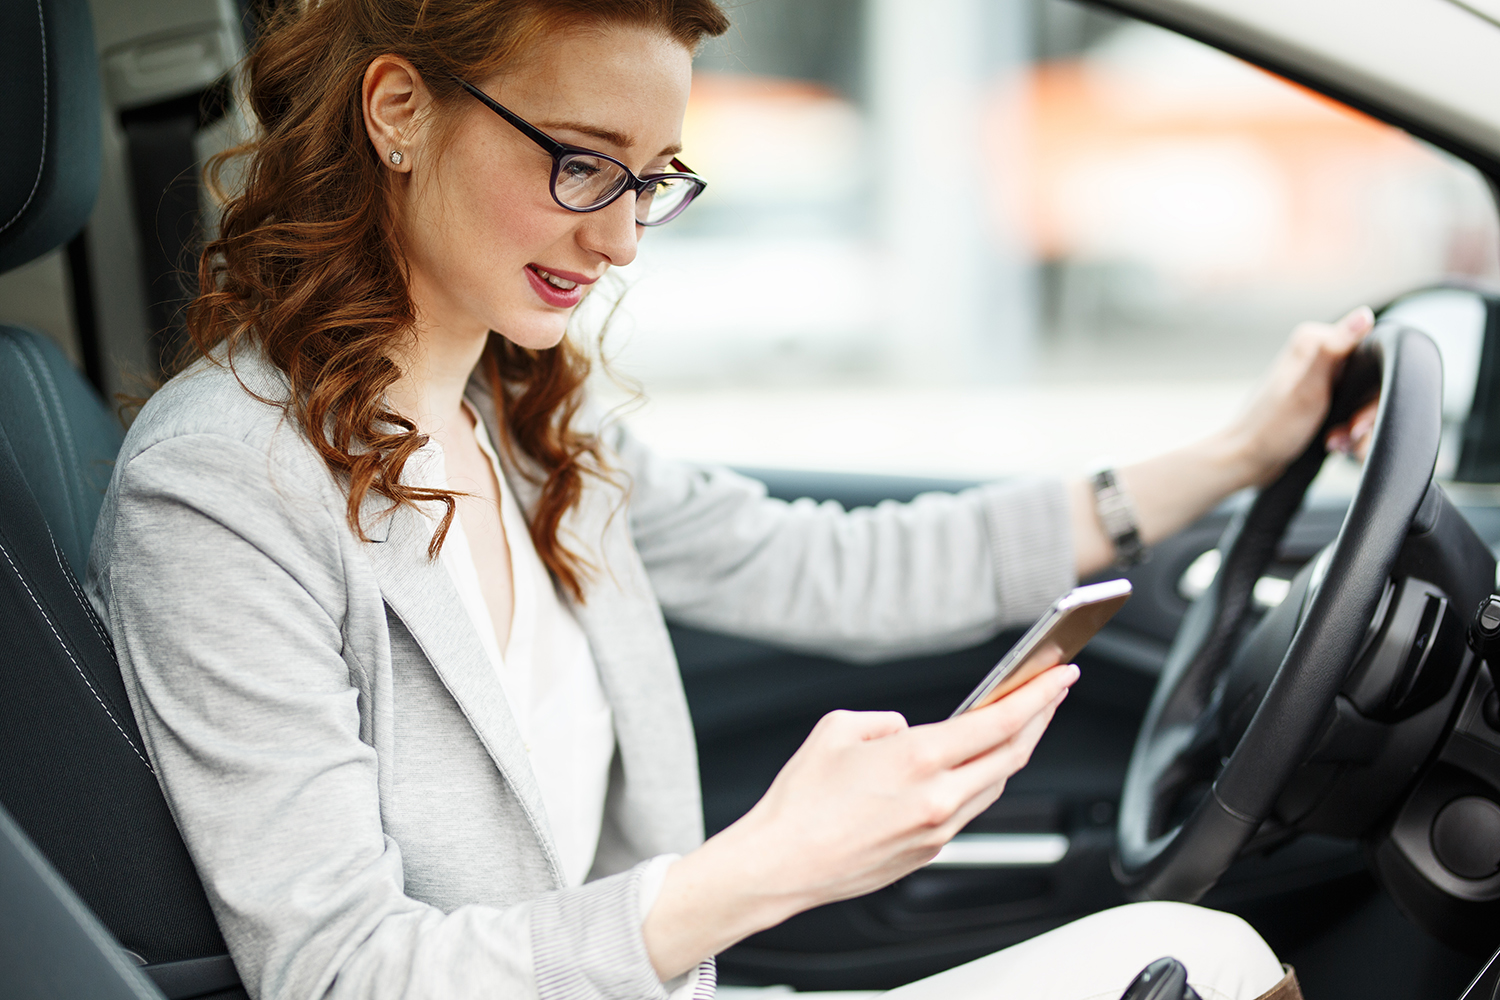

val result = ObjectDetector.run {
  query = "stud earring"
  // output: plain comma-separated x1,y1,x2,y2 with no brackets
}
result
389,150,403,165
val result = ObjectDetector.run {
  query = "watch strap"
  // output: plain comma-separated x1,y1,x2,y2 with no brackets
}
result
1092,468,1147,568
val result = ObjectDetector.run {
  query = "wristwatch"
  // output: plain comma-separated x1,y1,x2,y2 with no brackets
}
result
1091,468,1147,569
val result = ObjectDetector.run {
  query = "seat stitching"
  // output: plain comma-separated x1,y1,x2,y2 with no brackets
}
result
0,333,110,647
20,334,88,538
2,336,81,535
0,0,47,236
0,539,153,772
50,532,111,650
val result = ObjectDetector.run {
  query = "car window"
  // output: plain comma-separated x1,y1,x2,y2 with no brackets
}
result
581,0,1500,485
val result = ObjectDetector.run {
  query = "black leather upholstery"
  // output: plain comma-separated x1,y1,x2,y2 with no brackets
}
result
0,417,228,965
0,0,244,993
0,326,122,578
0,0,101,274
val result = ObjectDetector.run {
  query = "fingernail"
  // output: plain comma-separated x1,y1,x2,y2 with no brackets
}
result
1064,664,1081,686
1347,305,1375,332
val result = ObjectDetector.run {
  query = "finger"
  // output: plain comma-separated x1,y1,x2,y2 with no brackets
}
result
1336,305,1375,342
1326,398,1378,455
932,690,1069,832
810,709,909,747
941,777,1009,838
1295,306,1372,369
928,778,1010,844
1350,404,1377,460
916,664,1077,770
958,688,1067,789
858,711,910,741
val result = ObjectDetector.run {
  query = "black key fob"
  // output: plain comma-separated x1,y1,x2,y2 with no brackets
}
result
1119,957,1202,1000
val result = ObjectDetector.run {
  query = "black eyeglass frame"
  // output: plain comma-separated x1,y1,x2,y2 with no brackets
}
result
455,79,707,227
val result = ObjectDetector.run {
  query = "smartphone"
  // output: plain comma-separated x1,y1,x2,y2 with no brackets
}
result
950,578,1132,717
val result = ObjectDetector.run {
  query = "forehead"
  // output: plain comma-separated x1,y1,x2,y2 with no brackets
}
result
482,25,694,149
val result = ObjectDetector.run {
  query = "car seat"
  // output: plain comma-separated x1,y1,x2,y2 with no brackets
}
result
0,0,242,996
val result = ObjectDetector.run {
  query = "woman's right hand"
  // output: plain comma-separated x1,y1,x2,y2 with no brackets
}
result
641,661,1079,980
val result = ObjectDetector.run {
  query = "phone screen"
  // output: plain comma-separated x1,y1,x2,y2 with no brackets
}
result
950,579,1132,717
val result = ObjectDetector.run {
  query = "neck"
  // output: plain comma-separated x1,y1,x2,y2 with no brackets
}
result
386,317,491,438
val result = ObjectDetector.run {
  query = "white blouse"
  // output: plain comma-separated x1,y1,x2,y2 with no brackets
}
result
413,409,703,999
410,405,617,888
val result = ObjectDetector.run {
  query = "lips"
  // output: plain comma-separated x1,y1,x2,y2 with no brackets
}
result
525,264,593,308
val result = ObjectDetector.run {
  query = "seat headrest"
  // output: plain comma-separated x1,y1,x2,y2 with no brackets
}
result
0,0,100,275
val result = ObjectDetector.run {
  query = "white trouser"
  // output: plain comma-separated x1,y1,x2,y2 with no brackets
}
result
720,902,1286,1000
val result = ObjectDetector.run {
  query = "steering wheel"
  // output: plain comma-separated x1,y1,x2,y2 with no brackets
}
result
1113,323,1444,901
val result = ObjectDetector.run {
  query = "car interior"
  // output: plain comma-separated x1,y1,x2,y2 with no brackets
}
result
6,1,1500,1000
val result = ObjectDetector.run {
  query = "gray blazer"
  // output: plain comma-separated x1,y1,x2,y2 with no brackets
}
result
86,348,1074,1000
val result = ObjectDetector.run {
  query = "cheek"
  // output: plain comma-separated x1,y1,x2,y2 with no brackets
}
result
450,154,568,273
408,151,561,295
474,187,559,267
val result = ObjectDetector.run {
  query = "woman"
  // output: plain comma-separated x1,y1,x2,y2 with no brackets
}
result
88,1,1373,998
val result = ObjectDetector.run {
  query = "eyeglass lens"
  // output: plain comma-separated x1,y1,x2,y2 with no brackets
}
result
556,152,699,225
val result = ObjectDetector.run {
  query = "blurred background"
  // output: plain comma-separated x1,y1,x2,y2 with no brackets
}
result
581,0,1500,481
3,0,1495,486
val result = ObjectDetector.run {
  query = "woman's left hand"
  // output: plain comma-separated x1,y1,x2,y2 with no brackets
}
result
1230,305,1377,484
1072,305,1378,577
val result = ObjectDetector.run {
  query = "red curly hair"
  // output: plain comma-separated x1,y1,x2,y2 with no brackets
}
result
184,0,728,600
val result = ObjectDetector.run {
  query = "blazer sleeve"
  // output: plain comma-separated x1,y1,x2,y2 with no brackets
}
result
608,422,1077,662
92,434,681,1000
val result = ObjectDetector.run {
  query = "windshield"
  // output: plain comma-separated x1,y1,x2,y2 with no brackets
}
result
580,0,1500,485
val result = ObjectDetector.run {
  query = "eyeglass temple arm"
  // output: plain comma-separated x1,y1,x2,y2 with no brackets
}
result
454,79,567,157
457,77,704,196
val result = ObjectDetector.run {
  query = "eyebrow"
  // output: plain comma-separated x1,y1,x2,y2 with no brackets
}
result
534,119,682,159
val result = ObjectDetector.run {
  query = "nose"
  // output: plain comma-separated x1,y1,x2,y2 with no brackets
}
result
576,190,642,267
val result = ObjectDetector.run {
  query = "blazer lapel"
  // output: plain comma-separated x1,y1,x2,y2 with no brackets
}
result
469,386,707,860
556,473,707,859
359,490,565,883
226,347,567,878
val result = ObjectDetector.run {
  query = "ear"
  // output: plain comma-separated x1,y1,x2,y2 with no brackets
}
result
362,54,431,173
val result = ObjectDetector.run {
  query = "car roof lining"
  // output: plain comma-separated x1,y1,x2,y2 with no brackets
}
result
1094,0,1500,192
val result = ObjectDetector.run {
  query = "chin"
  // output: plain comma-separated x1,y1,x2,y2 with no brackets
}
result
493,317,574,353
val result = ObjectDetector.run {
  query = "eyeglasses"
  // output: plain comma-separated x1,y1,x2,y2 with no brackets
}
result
456,79,706,227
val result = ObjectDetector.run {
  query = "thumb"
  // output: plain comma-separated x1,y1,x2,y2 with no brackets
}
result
810,708,911,744
1336,305,1375,345
851,710,910,741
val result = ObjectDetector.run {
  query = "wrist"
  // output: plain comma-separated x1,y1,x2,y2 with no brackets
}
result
1205,420,1273,492
695,816,822,927
641,822,812,980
